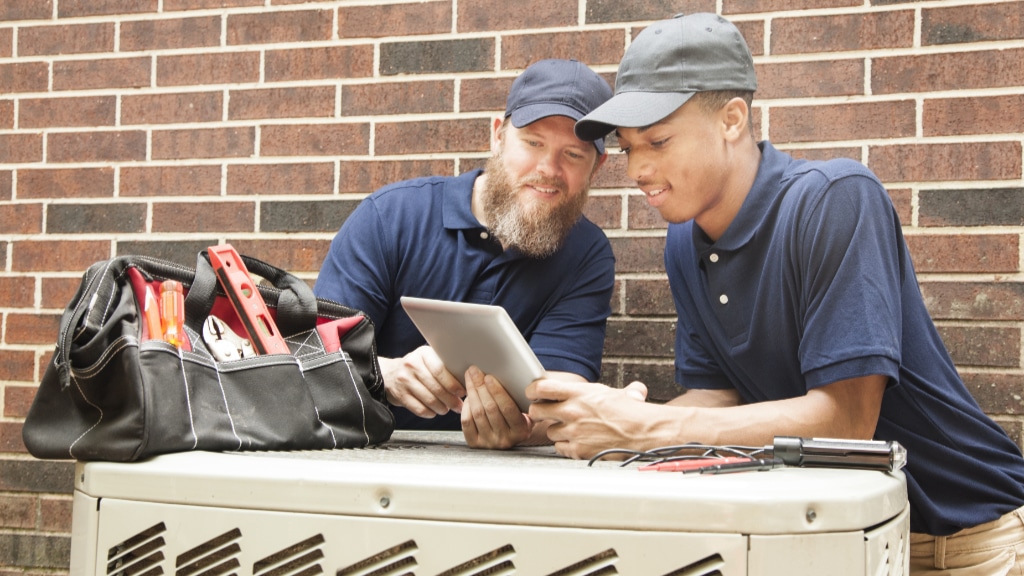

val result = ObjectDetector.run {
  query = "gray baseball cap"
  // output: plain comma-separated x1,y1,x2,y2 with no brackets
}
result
575,13,757,141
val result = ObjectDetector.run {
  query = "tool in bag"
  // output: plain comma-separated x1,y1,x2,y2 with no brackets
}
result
22,245,395,462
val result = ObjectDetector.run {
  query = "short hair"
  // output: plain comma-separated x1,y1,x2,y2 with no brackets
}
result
690,90,755,135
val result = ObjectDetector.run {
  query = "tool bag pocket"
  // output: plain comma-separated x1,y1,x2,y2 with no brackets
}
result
22,250,394,462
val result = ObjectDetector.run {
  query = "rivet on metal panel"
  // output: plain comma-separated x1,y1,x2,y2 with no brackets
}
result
380,496,391,508
806,508,817,523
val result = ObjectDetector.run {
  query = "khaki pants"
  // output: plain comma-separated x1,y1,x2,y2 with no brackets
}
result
910,505,1024,575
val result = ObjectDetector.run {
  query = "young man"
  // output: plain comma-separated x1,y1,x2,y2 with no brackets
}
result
527,13,1024,574
314,59,615,450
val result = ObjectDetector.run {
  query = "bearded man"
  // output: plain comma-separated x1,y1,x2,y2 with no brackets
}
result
314,59,615,448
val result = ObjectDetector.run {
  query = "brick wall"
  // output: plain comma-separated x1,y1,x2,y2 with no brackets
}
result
2,0,1023,571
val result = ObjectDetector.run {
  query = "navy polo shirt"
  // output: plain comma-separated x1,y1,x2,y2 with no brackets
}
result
666,142,1024,535
314,169,615,430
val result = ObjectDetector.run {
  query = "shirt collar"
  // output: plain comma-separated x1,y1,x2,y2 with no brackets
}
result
697,141,790,251
442,169,485,231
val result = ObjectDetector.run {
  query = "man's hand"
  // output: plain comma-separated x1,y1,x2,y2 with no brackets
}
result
461,366,533,449
378,346,465,418
527,379,650,460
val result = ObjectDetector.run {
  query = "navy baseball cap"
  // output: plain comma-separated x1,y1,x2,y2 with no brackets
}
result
505,59,613,154
576,13,757,141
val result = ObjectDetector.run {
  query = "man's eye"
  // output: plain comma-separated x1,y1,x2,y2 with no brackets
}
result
652,138,670,148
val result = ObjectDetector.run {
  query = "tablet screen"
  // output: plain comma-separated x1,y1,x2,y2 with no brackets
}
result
400,296,546,412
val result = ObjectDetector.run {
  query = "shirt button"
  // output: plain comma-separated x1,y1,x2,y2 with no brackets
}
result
719,294,729,305
709,253,719,263
480,231,489,240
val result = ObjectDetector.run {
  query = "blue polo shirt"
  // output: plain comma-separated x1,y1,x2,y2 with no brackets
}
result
666,141,1024,535
314,169,615,429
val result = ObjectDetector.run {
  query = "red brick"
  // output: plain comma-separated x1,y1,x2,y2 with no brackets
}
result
0,204,43,235
937,325,1020,368
0,171,10,200
609,236,666,274
906,234,1019,274
770,100,916,143
0,134,42,163
42,277,83,310
19,96,116,129
889,188,912,225
591,153,632,189
458,0,575,32
229,86,335,120
121,92,222,125
0,495,35,529
0,0,52,20
724,0,859,13
375,119,490,155
57,0,157,17
227,163,335,196
53,57,150,91
226,239,329,273
341,81,453,117
0,100,11,129
227,9,332,45
152,201,254,233
0,276,35,307
757,60,864,99
923,3,1024,45
47,131,146,163
623,278,674,316
157,52,259,87
460,77,515,114
4,313,61,345
873,49,1024,95
261,123,369,156
924,94,1024,137
152,127,255,160
338,2,451,38
734,20,765,56
869,142,1022,183
265,45,374,82
0,62,48,93
337,160,455,194
604,317,675,358
583,195,621,230
772,11,913,55
40,497,72,532
18,22,114,56
628,194,668,230
121,165,222,197
11,240,109,273
963,372,1024,415
16,168,114,199
921,282,1024,322
783,146,863,163
382,38,493,76
164,0,261,9
120,15,220,52
0,422,27,453
0,354,37,387
501,31,626,69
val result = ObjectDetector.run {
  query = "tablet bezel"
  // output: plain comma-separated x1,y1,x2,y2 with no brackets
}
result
399,296,546,413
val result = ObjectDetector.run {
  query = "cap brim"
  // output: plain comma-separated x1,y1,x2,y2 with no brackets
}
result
510,103,606,154
575,91,693,141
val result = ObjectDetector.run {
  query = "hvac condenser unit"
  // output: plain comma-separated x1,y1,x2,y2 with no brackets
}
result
70,431,909,575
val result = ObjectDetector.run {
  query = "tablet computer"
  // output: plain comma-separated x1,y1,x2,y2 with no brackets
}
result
400,296,546,413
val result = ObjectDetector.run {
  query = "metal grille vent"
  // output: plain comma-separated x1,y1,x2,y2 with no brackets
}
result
436,543,517,576
107,522,167,576
875,534,906,576
663,553,725,576
545,548,617,576
337,539,418,576
176,527,243,575
254,533,326,575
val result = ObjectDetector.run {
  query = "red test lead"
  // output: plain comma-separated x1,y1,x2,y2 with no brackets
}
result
639,456,752,472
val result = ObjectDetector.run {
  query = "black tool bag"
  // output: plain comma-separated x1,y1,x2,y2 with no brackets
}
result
22,250,395,461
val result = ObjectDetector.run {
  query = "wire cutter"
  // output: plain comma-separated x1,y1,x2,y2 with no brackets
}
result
202,315,255,361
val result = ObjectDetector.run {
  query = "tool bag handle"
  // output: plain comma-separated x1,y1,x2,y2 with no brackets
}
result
184,249,319,340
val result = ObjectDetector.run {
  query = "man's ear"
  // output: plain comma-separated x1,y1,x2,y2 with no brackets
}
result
491,117,505,153
721,97,750,142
